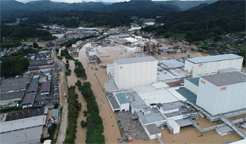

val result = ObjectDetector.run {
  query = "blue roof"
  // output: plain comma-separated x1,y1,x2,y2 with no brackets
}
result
187,54,242,64
115,92,129,104
176,87,197,103
31,78,38,83
187,77,200,86
52,109,59,117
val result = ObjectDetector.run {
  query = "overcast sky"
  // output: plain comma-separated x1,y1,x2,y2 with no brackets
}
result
16,0,208,3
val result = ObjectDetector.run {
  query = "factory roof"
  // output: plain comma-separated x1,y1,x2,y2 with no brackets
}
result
216,125,233,135
52,109,59,117
27,83,38,93
201,71,246,87
186,77,200,86
0,91,25,102
107,63,114,68
1,77,31,86
133,85,178,105
5,108,45,121
146,124,161,135
137,107,166,124
108,96,120,110
159,101,183,112
0,126,43,144
160,59,184,68
175,119,193,127
176,87,197,103
0,115,46,133
115,92,129,104
40,81,50,92
29,60,48,66
115,56,157,65
186,54,242,64
22,93,35,104
1,84,27,93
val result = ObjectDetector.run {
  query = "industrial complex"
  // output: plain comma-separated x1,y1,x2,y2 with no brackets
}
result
104,54,246,142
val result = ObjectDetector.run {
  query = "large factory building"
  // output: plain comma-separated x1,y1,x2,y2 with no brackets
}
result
196,71,246,115
184,54,243,78
114,56,158,90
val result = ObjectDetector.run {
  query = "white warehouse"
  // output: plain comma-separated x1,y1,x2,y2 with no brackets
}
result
196,71,246,115
114,56,158,90
184,54,243,78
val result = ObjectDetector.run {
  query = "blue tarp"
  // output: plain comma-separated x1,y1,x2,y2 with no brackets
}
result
52,109,59,117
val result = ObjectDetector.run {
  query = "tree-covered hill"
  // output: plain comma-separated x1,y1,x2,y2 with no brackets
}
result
1,10,132,28
143,0,245,42
1,0,180,18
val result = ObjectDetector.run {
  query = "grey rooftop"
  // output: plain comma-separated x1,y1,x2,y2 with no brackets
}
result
115,56,157,65
186,54,242,64
201,71,246,87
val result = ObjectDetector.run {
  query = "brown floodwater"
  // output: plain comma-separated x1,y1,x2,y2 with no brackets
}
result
66,43,243,144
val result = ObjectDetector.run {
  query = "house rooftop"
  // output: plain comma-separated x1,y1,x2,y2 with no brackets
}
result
201,71,246,87
186,54,242,64
115,56,157,65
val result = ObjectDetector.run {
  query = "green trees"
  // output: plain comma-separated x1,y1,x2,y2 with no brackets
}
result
0,48,37,77
83,110,88,117
81,120,87,128
142,1,245,42
33,42,39,48
64,86,81,144
78,82,105,144
75,80,82,87
1,24,56,41
74,59,87,80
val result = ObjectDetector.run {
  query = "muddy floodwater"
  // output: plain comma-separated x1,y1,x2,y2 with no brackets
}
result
65,43,244,144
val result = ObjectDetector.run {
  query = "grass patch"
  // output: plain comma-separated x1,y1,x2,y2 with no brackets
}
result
0,106,22,114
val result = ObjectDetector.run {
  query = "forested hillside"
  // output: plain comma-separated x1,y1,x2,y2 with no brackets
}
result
1,0,179,18
1,10,132,27
1,24,56,41
143,1,245,42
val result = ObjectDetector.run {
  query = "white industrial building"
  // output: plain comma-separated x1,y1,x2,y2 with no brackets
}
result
107,63,114,75
72,44,77,49
88,49,97,56
106,82,198,140
114,92,129,111
114,56,158,90
195,71,246,115
184,54,243,78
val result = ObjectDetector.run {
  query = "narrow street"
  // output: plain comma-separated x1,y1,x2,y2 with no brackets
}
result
52,50,68,144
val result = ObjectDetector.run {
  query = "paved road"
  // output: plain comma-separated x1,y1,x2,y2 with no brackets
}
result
53,49,68,144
